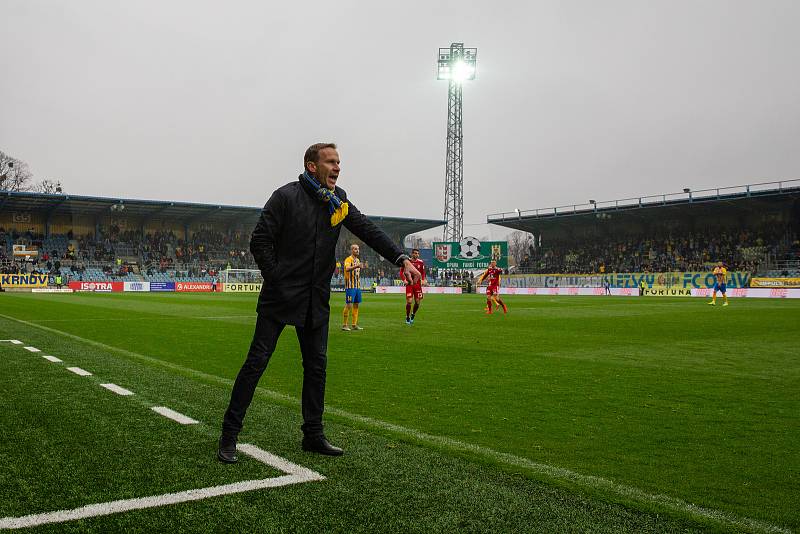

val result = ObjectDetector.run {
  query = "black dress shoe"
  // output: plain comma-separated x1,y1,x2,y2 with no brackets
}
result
301,436,344,456
217,437,238,464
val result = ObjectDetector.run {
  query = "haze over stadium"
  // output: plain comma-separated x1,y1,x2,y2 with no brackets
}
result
2,0,799,231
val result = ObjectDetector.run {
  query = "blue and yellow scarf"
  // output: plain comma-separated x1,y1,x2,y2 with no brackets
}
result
303,171,349,226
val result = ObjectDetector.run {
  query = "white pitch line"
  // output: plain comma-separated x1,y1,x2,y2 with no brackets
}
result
0,339,24,344
23,346,41,353
0,443,324,529
42,355,63,363
151,406,198,425
66,367,92,377
238,443,325,480
99,383,134,396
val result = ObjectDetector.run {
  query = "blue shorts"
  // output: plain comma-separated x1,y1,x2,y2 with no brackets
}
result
345,288,362,304
713,282,727,294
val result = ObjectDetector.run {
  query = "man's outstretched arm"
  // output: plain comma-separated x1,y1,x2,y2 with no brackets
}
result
343,201,421,284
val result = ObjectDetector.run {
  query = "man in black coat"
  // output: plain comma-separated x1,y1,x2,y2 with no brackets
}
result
218,143,421,461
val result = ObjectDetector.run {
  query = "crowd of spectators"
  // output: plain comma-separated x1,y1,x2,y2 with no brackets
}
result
0,225,254,282
516,227,796,274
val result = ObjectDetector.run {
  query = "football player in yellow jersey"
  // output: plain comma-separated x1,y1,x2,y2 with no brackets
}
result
708,261,729,306
342,244,363,330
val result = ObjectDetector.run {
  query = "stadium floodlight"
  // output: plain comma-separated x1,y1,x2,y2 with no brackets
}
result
438,46,477,82
439,43,477,242
683,188,691,193
589,199,596,204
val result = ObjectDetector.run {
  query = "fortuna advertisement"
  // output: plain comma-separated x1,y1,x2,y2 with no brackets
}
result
433,238,508,269
221,283,262,293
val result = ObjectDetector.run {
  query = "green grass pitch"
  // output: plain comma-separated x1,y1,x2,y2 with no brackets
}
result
1,292,798,532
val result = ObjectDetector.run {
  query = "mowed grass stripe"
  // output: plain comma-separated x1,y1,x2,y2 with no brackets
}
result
0,316,723,533
0,341,282,519
1,305,794,533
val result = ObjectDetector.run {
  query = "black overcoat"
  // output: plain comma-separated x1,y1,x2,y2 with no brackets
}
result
250,175,405,328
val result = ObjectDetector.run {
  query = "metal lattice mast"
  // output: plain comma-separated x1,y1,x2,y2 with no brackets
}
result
438,43,476,242
444,76,463,242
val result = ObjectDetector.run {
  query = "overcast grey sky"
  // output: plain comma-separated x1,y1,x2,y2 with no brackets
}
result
2,1,799,238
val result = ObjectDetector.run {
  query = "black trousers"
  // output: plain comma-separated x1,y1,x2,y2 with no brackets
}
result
221,313,329,439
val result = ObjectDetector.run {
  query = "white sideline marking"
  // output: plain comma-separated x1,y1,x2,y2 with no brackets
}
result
23,346,41,352
0,444,324,530
66,367,92,377
0,339,24,344
0,312,788,534
100,383,134,396
42,355,63,363
151,406,198,425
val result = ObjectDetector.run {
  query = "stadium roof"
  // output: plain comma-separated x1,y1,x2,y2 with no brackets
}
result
0,190,445,237
487,179,800,234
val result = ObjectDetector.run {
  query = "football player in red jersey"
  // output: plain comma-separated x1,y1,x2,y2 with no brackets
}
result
478,259,507,314
400,248,427,324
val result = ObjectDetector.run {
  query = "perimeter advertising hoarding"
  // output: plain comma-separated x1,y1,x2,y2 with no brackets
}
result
123,281,150,292
749,277,800,288
222,283,262,292
642,287,693,297
498,287,638,296
692,288,800,299
175,282,213,292
375,286,462,294
149,282,176,292
433,239,508,270
504,272,751,289
0,273,49,288
68,281,124,292
603,272,750,289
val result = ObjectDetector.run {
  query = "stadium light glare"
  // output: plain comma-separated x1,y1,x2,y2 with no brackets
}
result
437,45,477,82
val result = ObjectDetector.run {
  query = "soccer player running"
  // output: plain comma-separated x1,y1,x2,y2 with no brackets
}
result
708,261,729,306
478,259,507,314
342,244,363,331
400,248,426,324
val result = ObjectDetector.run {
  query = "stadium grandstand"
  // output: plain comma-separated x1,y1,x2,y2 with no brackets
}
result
0,190,444,287
488,180,800,279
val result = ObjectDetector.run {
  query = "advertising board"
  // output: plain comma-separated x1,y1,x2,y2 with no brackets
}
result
175,282,213,292
0,273,48,288
149,282,176,292
123,281,150,292
68,281,124,292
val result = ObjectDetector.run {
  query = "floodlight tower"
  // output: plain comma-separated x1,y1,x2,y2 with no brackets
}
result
438,43,477,242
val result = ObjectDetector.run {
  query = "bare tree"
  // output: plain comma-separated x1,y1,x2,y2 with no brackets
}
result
508,230,534,266
34,179,64,194
0,150,35,191
0,150,64,193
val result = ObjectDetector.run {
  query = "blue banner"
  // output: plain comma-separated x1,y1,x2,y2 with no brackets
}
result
150,281,175,292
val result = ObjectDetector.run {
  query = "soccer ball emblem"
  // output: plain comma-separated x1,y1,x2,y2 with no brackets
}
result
459,237,481,259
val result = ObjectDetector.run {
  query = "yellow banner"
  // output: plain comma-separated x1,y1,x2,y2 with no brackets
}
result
221,282,262,293
0,273,49,288
642,287,693,297
750,278,800,288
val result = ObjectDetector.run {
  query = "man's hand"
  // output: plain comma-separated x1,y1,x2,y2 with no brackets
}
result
402,259,421,285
